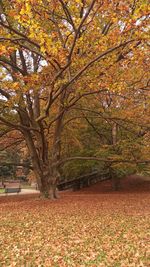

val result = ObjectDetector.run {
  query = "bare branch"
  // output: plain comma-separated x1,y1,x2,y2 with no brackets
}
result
19,49,28,74
0,116,40,132
52,39,135,105
68,0,96,61
59,156,150,166
0,138,24,151
0,56,25,75
67,39,135,87
0,21,40,49
57,0,76,32
0,162,33,169
0,88,10,99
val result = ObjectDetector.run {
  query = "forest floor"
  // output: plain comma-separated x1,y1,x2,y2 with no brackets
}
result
0,175,149,267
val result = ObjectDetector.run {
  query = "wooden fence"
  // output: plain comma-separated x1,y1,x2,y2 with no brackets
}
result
58,170,111,191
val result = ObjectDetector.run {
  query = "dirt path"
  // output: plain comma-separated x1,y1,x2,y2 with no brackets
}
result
0,188,39,197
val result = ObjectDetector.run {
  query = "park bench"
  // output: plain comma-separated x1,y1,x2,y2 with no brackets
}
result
5,182,21,194
0,182,4,189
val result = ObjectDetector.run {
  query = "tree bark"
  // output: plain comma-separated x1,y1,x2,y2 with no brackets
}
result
112,122,118,145
111,176,121,191
15,81,64,199
33,166,59,199
22,129,57,199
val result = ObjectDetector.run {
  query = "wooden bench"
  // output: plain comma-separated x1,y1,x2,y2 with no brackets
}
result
0,182,4,189
5,187,21,193
5,182,21,194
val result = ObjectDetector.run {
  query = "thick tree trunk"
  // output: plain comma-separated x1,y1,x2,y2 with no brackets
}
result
23,131,59,199
33,165,60,199
20,88,64,199
44,91,65,198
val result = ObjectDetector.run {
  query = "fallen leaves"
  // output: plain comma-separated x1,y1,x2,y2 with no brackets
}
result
0,181,149,266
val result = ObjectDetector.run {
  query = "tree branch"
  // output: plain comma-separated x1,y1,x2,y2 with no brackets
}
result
57,0,76,32
59,156,150,166
67,39,135,87
0,56,25,75
0,162,33,169
0,21,40,49
0,88,10,99
51,39,135,107
0,116,40,132
68,0,96,61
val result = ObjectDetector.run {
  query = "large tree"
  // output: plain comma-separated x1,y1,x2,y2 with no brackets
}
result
0,0,149,198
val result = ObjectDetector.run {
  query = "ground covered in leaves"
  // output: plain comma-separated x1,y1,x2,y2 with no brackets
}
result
0,176,149,267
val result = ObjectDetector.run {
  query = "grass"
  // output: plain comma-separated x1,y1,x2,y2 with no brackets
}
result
0,188,5,193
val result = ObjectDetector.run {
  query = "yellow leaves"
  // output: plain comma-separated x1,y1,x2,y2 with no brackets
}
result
0,45,7,56
25,2,31,13
23,73,40,93
20,2,31,16
30,0,43,4
75,0,82,4
15,0,33,25
0,39,17,57
1,80,20,94
112,17,118,23
110,81,126,93
13,82,20,90
40,45,46,54
74,17,82,25
132,1,150,19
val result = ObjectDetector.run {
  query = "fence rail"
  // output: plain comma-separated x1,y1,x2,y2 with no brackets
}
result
0,171,111,192
58,170,111,191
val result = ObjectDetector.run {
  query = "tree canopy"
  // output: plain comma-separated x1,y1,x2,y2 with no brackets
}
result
0,0,149,198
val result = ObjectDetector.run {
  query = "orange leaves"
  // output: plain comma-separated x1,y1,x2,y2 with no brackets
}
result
23,73,39,87
0,187,149,266
0,45,16,57
0,130,23,150
0,0,149,195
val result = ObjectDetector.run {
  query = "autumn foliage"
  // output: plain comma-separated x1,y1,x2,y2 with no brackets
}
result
0,0,149,197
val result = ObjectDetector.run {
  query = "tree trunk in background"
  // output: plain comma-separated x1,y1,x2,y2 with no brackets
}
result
112,122,118,145
111,123,121,190
111,176,120,191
